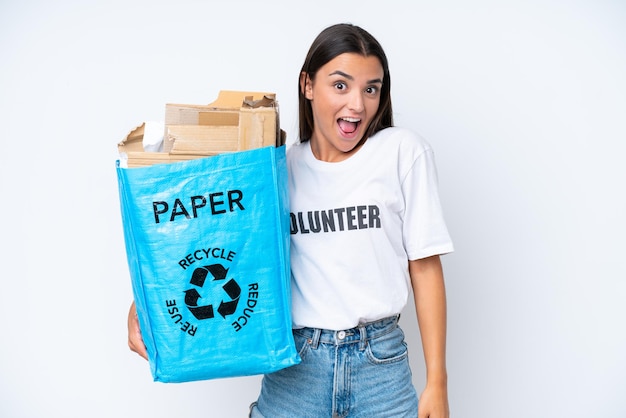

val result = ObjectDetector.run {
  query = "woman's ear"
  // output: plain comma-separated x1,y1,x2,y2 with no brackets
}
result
300,72,313,100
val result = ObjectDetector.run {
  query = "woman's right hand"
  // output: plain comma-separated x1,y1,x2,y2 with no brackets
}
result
128,301,148,360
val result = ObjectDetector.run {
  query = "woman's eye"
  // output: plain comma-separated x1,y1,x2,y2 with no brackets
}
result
334,82,347,91
366,86,379,95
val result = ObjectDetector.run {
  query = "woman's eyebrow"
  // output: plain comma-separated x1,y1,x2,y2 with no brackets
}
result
329,70,383,84
329,70,353,80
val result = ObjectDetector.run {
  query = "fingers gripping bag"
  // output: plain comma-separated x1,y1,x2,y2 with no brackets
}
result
116,145,299,383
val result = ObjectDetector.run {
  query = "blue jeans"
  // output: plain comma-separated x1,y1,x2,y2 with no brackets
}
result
249,316,418,417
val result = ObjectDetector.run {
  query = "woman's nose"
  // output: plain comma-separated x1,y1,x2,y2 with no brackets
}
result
347,91,364,112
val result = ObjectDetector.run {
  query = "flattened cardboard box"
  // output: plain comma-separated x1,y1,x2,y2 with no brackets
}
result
118,90,286,167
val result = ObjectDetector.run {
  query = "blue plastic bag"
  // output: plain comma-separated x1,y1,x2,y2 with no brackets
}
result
116,145,299,383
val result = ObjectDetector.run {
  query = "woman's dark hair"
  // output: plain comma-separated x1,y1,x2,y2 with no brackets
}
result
298,23,393,143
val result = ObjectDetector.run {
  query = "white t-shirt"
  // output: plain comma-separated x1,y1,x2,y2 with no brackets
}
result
287,127,454,330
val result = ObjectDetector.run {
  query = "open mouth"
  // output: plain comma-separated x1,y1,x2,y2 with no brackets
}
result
338,117,361,135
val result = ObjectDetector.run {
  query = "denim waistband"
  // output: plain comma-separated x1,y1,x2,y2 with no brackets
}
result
293,315,400,350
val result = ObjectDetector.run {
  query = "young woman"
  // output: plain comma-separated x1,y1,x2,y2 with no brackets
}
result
129,23,453,418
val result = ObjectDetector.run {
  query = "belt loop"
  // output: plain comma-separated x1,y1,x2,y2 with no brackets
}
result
358,325,367,351
309,328,321,349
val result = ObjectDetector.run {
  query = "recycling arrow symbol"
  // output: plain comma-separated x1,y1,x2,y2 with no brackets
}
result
184,264,241,320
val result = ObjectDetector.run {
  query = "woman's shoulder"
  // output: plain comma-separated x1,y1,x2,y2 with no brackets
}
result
370,126,433,156
286,140,308,161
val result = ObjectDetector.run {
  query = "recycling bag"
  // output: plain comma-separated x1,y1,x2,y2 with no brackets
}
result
116,145,299,383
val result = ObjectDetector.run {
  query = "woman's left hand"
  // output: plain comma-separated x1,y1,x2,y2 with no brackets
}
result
418,382,450,418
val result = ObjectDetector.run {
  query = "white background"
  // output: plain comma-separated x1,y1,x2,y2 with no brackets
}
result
1,1,625,417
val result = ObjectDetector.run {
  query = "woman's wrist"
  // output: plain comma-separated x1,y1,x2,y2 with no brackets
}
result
425,369,448,387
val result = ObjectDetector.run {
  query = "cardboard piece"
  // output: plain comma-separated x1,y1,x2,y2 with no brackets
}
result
118,91,286,168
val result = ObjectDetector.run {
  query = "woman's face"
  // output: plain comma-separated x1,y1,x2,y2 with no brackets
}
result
303,52,383,162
